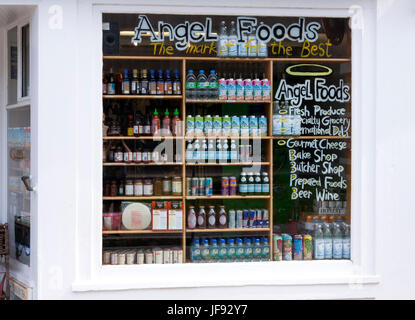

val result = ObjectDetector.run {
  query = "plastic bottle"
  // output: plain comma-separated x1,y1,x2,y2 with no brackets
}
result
247,172,255,194
218,206,227,229
235,238,244,262
243,237,253,261
164,69,172,95
149,69,157,95
151,108,160,136
252,238,262,261
342,223,351,259
193,139,201,161
257,22,268,57
122,69,131,95
209,238,219,263
207,70,218,100
186,140,193,161
207,206,216,229
313,223,325,260
156,69,165,95
200,238,210,263
196,70,209,100
323,223,333,260
332,223,343,259
261,172,270,194
185,69,197,99
248,27,258,57
239,172,248,195
173,69,181,95
171,108,181,137
254,172,262,194
228,21,238,57
261,237,270,261
217,21,228,57
208,139,216,162
187,206,197,229
218,238,227,262
227,238,236,262
162,109,171,136
191,238,201,263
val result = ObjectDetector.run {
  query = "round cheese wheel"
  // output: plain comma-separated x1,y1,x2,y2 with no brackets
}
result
121,202,151,230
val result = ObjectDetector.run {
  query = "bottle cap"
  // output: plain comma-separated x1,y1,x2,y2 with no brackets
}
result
199,70,205,74
165,109,169,116
210,70,215,74
154,108,159,115
173,108,179,116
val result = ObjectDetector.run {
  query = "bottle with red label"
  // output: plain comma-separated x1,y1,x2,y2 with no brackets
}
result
162,109,171,136
151,108,160,136
218,206,227,228
171,108,181,137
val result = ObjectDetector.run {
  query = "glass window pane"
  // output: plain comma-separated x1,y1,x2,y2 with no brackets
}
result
7,27,18,105
22,24,30,98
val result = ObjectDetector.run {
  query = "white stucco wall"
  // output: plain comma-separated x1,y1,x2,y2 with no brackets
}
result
1,0,415,299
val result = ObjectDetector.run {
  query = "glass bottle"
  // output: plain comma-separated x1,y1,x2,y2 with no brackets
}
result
197,206,206,229
140,69,148,95
122,69,131,95
218,206,227,229
207,206,216,229
313,223,325,260
323,223,333,260
131,69,139,95
187,206,197,230
239,172,247,195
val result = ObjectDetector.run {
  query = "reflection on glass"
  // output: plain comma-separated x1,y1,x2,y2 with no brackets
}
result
7,27,18,105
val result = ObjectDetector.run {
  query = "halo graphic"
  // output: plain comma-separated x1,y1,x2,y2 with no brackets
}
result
285,64,333,77
277,140,287,146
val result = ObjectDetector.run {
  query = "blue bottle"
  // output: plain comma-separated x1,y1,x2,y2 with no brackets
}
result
235,238,244,262
218,238,227,263
191,239,201,263
227,238,236,262
209,238,219,263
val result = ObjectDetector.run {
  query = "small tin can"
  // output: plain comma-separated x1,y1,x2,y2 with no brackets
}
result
186,177,192,195
145,250,153,264
282,234,292,261
153,248,163,264
198,178,205,196
242,210,250,228
255,209,262,228
228,210,236,229
221,177,229,196
249,210,256,228
303,234,313,260
191,177,199,196
163,249,172,264
126,251,136,265
229,176,237,195
236,210,243,228
205,177,213,197
262,209,269,228
136,250,144,264
173,248,183,264
293,234,303,260
103,251,111,265
273,235,282,261
118,252,126,265
110,252,118,265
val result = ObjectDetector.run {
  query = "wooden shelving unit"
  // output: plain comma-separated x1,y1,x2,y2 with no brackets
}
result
102,54,352,264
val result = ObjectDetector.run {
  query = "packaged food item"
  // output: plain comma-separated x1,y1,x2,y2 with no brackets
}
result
152,201,168,231
121,202,152,230
103,212,122,231
168,201,183,230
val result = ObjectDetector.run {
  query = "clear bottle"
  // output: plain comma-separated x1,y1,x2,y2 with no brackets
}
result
323,223,333,260
252,238,262,261
217,21,228,57
222,139,229,162
196,70,209,100
173,69,182,95
193,139,201,161
257,22,268,58
197,206,206,229
332,223,343,260
235,238,244,262
243,237,253,261
342,223,351,259
191,238,201,263
248,27,258,57
218,238,227,263
227,238,236,262
209,238,219,263
227,21,238,57
186,140,193,161
207,206,216,229
313,223,325,260
261,172,270,194
218,206,227,229
261,237,270,261
230,139,239,162
200,139,207,161
207,70,218,100
185,69,197,99
216,140,222,163
200,238,210,263
207,139,216,162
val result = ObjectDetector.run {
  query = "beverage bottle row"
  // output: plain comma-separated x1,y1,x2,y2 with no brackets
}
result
312,222,351,260
106,108,182,137
216,21,268,58
187,205,269,230
185,139,262,163
272,101,302,136
191,236,270,263
105,142,180,163
186,115,267,137
185,69,270,101
104,68,182,95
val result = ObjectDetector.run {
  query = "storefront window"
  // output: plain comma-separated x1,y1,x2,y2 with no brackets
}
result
101,13,351,265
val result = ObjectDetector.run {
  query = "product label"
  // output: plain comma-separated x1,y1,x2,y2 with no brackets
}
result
333,239,343,258
185,82,196,89
208,215,216,226
314,239,325,259
324,239,333,258
342,239,350,259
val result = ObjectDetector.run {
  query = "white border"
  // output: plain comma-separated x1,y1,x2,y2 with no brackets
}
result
72,0,378,292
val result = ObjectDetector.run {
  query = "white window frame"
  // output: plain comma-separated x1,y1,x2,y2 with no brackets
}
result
72,0,379,294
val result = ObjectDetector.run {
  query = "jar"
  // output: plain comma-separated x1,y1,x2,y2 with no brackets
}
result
172,177,182,195
154,178,163,196
110,180,118,196
143,179,154,196
125,180,134,196
162,176,172,195
152,150,160,163
134,179,143,196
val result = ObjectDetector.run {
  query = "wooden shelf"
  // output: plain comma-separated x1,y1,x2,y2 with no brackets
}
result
185,136,270,140
103,95,182,99
103,196,183,200
103,136,183,140
186,99,271,104
103,162,183,166
273,136,351,140
103,230,183,235
185,162,269,166
186,195,270,200
186,228,270,233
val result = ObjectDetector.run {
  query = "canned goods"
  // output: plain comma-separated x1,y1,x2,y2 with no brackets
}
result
242,210,250,228
136,250,144,264
303,234,313,260
145,250,153,264
236,210,243,228
228,210,236,229
198,178,205,196
103,251,111,265
173,248,183,264
118,252,126,265
110,252,118,265
249,210,256,228
293,234,303,260
163,249,172,264
186,177,192,195
205,177,213,197
229,176,237,195
221,177,229,196
282,234,292,261
262,209,269,228
126,251,136,265
255,209,262,228
191,177,199,196
273,235,282,261
153,248,163,264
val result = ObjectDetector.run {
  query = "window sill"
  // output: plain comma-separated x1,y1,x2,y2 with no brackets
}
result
72,260,380,292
